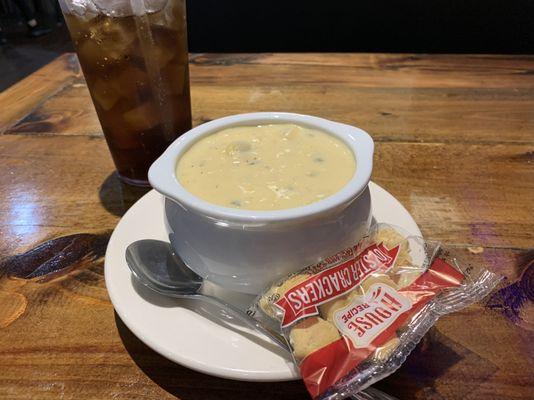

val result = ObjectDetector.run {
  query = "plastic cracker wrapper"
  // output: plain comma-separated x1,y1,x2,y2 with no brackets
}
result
248,223,501,399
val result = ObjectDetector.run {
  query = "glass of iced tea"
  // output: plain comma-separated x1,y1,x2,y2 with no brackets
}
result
59,0,192,186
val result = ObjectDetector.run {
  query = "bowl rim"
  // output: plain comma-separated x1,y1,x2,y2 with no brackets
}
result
148,112,374,223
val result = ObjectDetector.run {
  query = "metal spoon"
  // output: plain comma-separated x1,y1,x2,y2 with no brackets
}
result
125,239,288,350
125,240,399,400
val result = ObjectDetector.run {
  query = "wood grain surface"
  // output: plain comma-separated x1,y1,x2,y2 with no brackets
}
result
0,53,533,400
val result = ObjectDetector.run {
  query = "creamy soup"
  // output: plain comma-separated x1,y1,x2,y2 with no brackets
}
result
176,124,356,210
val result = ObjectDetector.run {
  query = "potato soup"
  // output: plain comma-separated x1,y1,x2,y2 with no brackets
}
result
176,124,356,210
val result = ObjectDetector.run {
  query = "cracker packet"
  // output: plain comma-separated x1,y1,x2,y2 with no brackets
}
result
248,223,501,399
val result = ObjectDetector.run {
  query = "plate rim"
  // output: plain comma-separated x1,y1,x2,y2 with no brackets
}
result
104,181,421,381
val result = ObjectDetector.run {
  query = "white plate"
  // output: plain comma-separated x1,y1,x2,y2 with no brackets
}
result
104,181,422,382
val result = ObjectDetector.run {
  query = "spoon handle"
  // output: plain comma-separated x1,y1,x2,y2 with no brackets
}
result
199,294,289,351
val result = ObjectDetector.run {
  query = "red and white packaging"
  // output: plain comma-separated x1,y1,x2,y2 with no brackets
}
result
248,223,501,399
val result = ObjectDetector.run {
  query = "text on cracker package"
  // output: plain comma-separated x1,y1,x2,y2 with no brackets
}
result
248,223,501,399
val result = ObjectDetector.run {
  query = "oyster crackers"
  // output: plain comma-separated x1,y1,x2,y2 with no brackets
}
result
249,224,501,399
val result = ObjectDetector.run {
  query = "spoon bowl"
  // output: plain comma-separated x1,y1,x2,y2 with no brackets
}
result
126,239,202,294
125,239,288,350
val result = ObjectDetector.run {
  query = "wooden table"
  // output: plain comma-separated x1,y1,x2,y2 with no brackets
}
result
0,53,533,399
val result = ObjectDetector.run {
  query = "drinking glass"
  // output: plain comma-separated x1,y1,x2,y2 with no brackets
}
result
59,0,192,186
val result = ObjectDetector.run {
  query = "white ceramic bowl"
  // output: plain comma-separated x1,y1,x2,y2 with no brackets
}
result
148,112,374,294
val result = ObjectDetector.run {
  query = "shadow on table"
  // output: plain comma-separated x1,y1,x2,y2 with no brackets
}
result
115,310,488,399
114,312,309,400
129,276,290,358
99,172,151,217
371,327,499,399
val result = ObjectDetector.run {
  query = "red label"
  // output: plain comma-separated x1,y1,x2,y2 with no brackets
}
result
275,242,400,327
334,283,412,347
299,257,465,399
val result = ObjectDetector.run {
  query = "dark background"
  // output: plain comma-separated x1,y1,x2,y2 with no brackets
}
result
1,0,533,91
1,0,533,53
186,0,534,53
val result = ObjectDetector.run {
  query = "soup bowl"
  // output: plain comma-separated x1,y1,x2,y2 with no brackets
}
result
148,112,374,294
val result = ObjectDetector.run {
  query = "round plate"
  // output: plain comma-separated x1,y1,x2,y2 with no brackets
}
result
104,181,421,381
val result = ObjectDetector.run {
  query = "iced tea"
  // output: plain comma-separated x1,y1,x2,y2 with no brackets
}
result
61,0,191,185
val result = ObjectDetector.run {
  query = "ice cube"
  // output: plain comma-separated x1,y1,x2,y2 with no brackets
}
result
146,25,178,67
89,17,136,62
92,0,132,17
90,78,120,110
170,1,187,30
99,102,141,149
143,0,168,13
161,63,186,95
76,36,102,69
146,45,174,68
91,0,168,17
112,65,150,98
65,0,98,17
100,125,134,150
146,8,166,27
64,13,94,41
123,101,161,130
